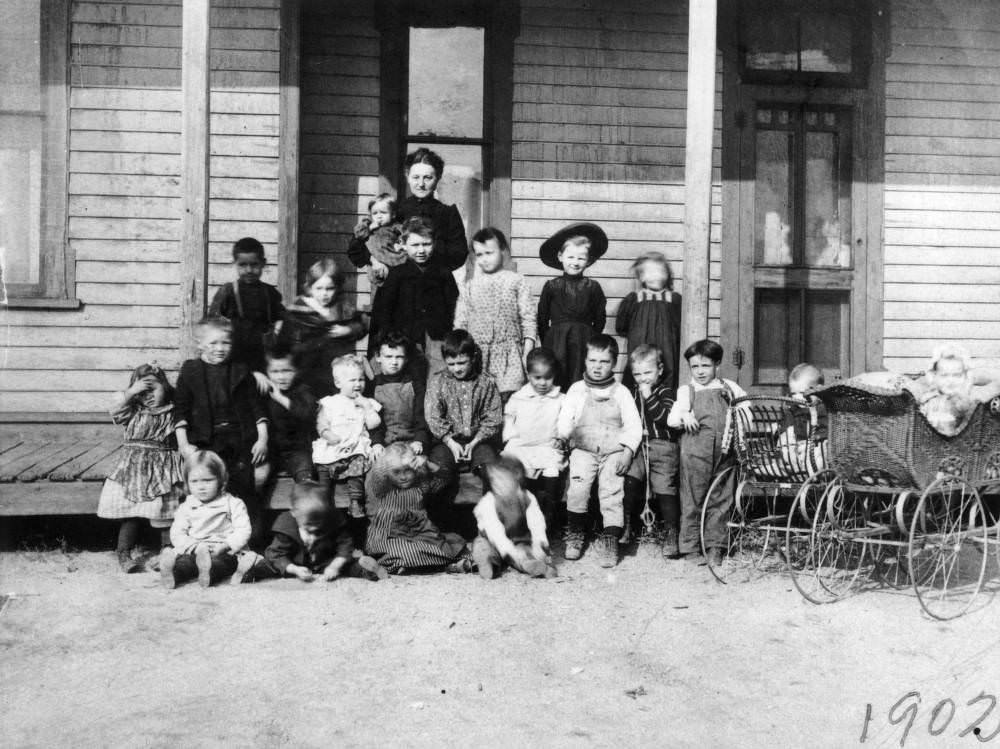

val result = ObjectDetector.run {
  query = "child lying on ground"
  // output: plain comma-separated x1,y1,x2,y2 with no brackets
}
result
472,457,556,580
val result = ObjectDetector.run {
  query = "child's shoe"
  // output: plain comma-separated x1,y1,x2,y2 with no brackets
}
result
563,529,585,561
195,546,213,588
117,549,142,574
230,551,261,585
446,557,475,574
662,526,680,559
706,546,725,568
159,547,177,589
595,533,619,568
357,555,389,581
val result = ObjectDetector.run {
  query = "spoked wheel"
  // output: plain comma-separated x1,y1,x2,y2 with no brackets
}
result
908,477,989,620
786,470,843,603
810,482,871,600
700,466,740,583
870,490,916,589
702,477,778,584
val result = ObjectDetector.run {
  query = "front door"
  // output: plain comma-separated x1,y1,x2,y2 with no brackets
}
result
720,0,886,393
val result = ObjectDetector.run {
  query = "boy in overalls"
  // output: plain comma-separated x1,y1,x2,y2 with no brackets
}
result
667,339,747,566
556,335,642,567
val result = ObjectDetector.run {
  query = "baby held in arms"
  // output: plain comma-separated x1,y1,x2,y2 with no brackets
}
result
906,344,1000,437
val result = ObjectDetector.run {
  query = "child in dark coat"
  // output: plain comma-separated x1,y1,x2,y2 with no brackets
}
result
256,344,317,485
174,316,268,540
374,217,458,378
207,237,284,373
234,481,386,583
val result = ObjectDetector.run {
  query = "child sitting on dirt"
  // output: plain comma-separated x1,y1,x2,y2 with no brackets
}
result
233,480,386,583
472,457,556,580
160,450,253,588
668,339,747,567
557,334,643,568
905,344,1000,437
363,442,474,575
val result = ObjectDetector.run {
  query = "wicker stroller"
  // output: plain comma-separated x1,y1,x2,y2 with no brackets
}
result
785,383,1000,620
701,395,828,584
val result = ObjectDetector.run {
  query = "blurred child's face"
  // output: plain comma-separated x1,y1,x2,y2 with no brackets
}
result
234,252,264,285
333,365,365,398
640,260,668,291
406,163,439,199
390,463,418,489
369,200,393,228
445,354,474,381
143,377,168,409
378,345,407,376
307,275,337,307
187,465,221,503
631,356,663,387
688,354,720,386
527,363,556,396
585,347,615,382
789,369,821,398
558,244,589,276
932,357,968,396
266,357,297,391
291,505,326,536
402,233,434,264
473,238,504,274
198,327,233,365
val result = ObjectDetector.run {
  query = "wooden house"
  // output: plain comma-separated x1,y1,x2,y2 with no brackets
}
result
1,0,998,511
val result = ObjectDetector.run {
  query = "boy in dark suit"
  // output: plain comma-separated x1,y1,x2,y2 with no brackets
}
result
174,316,269,540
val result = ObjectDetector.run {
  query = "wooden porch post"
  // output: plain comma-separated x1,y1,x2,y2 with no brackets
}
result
179,0,210,360
278,0,301,301
681,0,717,349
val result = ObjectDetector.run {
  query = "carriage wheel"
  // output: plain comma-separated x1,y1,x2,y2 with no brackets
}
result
869,490,915,589
699,466,744,584
908,477,989,620
785,471,842,603
702,478,776,584
811,483,870,600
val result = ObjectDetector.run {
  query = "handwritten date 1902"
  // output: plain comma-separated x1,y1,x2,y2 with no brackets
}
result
860,691,1000,746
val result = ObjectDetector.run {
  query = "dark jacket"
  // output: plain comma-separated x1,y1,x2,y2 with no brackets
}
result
348,195,467,272
277,297,368,397
264,510,354,574
174,358,268,447
267,381,318,454
208,280,284,371
374,259,458,343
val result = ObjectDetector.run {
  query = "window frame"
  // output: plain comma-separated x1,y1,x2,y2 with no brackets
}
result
2,0,75,309
737,0,870,89
376,0,518,239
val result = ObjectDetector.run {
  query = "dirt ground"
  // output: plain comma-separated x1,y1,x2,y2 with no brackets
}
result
3,541,1000,749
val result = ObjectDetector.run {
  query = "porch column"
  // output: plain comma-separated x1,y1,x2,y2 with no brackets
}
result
681,0,717,348
179,0,211,359
278,0,301,302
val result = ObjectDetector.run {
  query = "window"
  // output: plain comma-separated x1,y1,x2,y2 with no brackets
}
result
739,0,869,87
406,26,486,236
377,0,518,240
0,0,71,306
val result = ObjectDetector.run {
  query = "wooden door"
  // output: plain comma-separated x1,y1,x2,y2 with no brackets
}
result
719,0,885,393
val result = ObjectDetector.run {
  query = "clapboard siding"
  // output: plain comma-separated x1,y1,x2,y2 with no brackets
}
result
883,0,1000,373
512,0,723,349
207,1,281,297
298,0,380,317
0,1,184,413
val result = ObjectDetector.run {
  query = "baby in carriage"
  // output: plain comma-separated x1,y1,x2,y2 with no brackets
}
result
905,344,1000,437
775,363,828,473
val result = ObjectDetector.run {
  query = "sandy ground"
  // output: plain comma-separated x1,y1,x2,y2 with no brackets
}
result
3,543,1000,749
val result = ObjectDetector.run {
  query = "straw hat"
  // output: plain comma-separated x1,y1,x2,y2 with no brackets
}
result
538,222,608,270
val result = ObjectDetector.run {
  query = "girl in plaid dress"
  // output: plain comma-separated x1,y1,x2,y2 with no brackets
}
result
97,364,185,573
